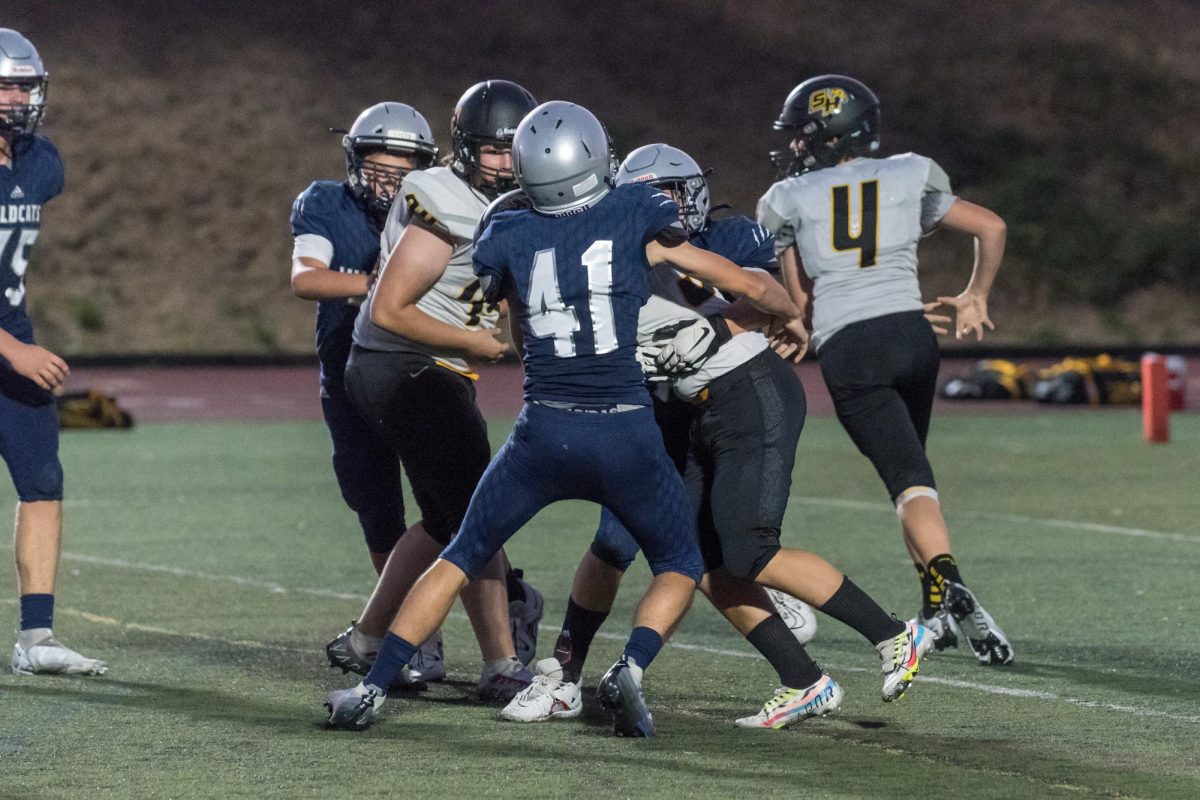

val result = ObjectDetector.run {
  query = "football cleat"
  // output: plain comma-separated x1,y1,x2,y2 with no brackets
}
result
499,657,582,722
324,625,425,690
408,630,446,683
508,571,544,667
766,589,818,645
596,657,654,738
324,681,385,731
735,674,844,729
11,630,108,676
477,656,534,703
911,606,960,651
877,621,933,702
943,581,1014,666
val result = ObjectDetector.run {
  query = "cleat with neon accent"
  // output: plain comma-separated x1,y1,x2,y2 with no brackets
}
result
911,606,959,651
766,588,818,645
943,581,1014,666
477,656,534,702
596,657,654,738
878,621,933,702
500,657,582,722
735,674,843,729
324,682,385,730
509,571,544,667
324,625,426,691
11,630,108,676
408,630,446,683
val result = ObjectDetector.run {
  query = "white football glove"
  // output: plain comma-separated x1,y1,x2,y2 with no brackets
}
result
637,318,721,381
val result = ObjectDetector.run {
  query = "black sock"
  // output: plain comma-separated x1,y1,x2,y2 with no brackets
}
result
818,576,905,646
554,598,609,683
505,568,526,604
745,615,823,690
916,563,939,617
927,553,963,589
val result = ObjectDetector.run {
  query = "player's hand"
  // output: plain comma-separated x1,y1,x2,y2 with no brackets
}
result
936,292,994,341
923,301,953,336
463,328,511,363
639,319,720,380
9,343,70,391
768,316,809,363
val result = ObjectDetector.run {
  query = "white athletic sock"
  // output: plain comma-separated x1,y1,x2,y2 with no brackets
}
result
17,627,52,648
350,625,382,658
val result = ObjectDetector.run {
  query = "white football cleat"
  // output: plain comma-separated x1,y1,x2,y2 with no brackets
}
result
943,581,1014,666
477,656,534,702
735,673,844,729
409,630,446,683
12,629,108,676
500,657,582,722
324,681,385,731
509,571,544,667
910,606,960,652
766,589,818,645
877,621,933,702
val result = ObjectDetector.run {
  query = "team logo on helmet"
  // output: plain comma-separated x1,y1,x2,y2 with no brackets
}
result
808,87,849,117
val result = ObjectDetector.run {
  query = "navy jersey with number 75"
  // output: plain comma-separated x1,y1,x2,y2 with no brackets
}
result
474,183,682,405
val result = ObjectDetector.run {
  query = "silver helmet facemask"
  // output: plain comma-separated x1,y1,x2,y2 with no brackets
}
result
616,143,710,235
340,102,438,219
0,29,49,136
513,101,613,215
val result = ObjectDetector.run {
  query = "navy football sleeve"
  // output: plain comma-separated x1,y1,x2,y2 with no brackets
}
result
472,220,509,305
640,185,687,244
731,217,779,272
290,184,335,240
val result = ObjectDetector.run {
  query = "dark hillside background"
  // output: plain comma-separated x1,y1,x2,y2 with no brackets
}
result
7,0,1200,353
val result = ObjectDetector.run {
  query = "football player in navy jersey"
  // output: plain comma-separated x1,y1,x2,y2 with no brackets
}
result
503,144,935,729
290,101,438,576
325,102,802,736
1,29,108,676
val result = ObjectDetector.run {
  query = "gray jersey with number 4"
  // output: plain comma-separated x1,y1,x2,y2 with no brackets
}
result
353,166,498,374
757,153,956,350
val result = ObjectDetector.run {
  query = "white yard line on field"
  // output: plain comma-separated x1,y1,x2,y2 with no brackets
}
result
791,496,1200,543
52,551,1200,726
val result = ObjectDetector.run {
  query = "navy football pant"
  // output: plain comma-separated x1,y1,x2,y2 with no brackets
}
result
818,310,939,502
0,366,63,502
442,402,703,583
590,396,696,571
321,381,405,554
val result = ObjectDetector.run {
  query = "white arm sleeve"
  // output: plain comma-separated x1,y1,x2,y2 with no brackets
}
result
292,233,334,266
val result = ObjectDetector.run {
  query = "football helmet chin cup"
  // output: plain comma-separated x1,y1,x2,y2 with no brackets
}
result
342,102,438,220
512,101,613,216
770,74,881,178
0,29,49,136
617,143,710,236
451,80,538,199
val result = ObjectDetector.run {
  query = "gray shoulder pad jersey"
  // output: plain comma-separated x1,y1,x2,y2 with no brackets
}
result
638,266,770,401
353,167,498,375
757,153,956,351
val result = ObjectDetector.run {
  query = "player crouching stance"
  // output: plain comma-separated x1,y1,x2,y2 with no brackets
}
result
1,28,107,677
325,101,799,736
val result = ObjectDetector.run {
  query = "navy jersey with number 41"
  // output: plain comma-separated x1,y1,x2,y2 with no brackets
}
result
474,183,682,405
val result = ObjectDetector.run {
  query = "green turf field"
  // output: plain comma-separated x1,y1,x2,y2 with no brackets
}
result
2,413,1198,799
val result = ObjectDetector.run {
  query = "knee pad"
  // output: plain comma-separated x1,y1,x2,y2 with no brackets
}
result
590,511,639,571
895,486,940,516
719,528,781,582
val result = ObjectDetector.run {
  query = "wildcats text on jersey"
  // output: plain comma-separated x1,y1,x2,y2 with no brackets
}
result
0,204,42,224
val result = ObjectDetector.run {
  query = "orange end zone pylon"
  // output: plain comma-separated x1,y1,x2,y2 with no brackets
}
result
1141,353,1169,444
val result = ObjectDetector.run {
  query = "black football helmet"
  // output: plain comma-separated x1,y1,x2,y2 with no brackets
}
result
451,80,538,198
769,75,880,177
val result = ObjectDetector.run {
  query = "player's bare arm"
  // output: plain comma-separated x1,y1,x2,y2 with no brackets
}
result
0,327,68,391
646,239,800,320
290,255,371,301
935,199,1007,341
371,220,509,362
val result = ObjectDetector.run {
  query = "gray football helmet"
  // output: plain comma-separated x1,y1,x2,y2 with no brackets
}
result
512,101,612,215
617,143,710,235
0,29,49,136
342,102,438,217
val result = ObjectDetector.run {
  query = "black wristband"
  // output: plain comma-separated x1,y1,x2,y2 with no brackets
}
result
705,313,734,347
